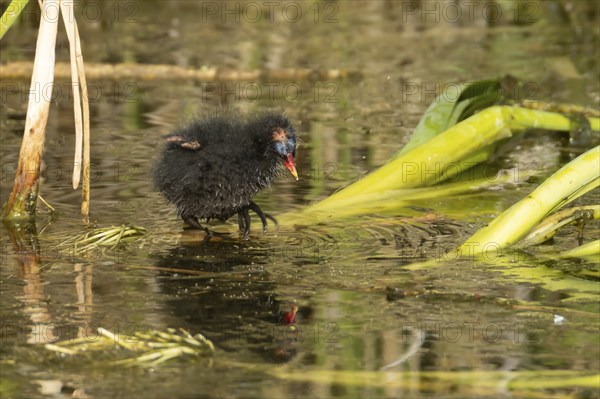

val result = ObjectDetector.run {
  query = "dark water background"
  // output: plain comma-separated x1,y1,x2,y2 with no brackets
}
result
1,1,599,398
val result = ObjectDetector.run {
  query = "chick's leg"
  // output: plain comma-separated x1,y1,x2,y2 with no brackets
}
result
181,213,213,243
237,209,250,237
249,201,278,233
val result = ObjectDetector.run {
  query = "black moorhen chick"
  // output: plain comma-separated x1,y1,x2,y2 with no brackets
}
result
153,111,298,241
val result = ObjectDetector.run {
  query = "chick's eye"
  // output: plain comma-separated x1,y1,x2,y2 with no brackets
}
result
287,139,295,152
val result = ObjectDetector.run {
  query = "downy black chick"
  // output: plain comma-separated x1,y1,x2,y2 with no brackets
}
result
153,111,298,241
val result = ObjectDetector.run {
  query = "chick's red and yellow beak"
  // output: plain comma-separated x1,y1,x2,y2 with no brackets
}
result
284,153,298,180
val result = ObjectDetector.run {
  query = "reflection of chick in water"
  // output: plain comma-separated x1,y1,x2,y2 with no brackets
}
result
154,244,312,363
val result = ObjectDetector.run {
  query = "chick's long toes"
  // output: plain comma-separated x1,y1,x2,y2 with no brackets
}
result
249,201,269,234
242,208,251,240
202,228,213,244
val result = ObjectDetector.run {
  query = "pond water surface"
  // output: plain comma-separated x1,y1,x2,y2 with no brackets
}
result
1,1,599,398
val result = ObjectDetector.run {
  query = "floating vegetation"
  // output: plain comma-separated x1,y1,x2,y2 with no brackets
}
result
280,78,599,262
458,147,599,257
561,240,600,261
59,224,147,253
288,78,599,225
267,368,599,397
45,327,214,367
524,205,598,246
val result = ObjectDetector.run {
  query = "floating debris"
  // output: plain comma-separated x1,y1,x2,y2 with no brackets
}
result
45,327,214,367
554,315,566,326
59,225,147,253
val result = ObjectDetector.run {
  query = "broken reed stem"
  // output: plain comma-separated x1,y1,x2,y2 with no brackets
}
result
58,0,91,221
59,0,84,190
1,0,59,220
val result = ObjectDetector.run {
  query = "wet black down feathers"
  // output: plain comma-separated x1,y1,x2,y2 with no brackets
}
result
153,111,298,240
